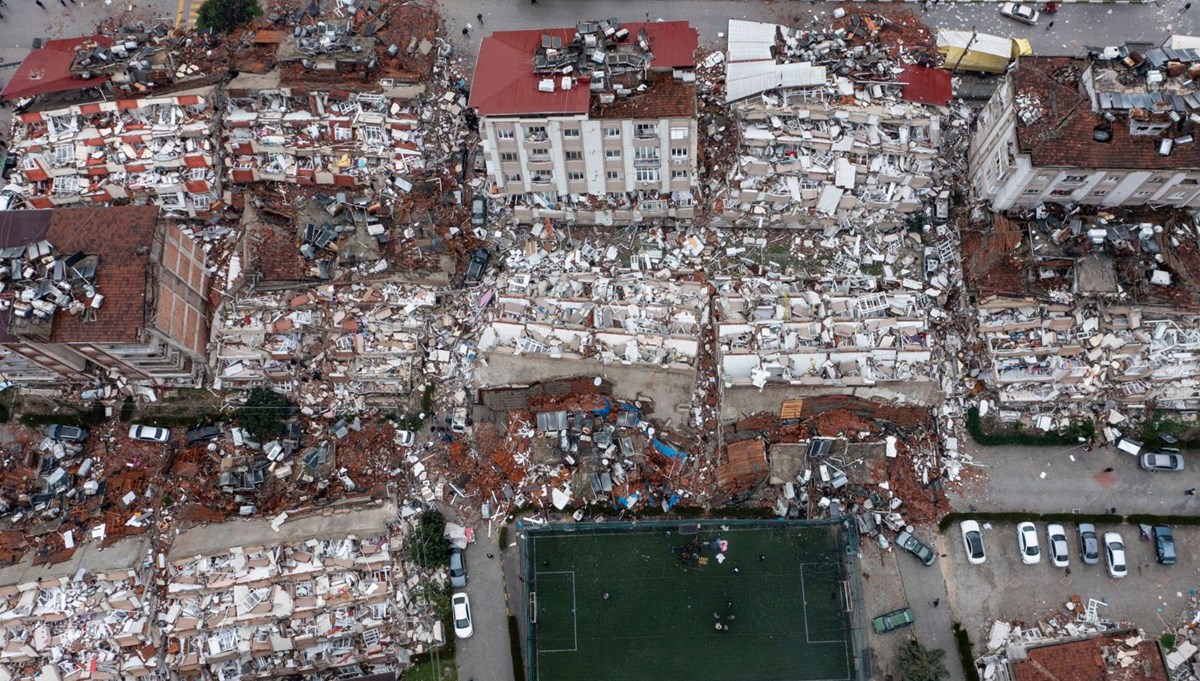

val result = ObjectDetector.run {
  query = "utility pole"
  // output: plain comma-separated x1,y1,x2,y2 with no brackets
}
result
950,26,979,75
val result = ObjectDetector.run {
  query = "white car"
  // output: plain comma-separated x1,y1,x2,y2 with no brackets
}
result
960,520,986,565
452,592,473,639
128,425,170,442
1104,532,1127,578
1017,522,1040,565
396,430,415,447
1046,524,1069,568
999,2,1039,24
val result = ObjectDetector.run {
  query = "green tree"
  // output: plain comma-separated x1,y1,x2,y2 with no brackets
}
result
899,639,949,681
408,510,451,568
195,0,263,33
236,387,288,441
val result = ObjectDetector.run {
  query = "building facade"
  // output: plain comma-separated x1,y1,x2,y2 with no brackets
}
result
470,20,700,224
969,50,1200,211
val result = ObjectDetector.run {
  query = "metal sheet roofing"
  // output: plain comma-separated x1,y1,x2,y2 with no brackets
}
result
1,36,114,100
727,19,782,63
725,60,826,103
469,21,698,117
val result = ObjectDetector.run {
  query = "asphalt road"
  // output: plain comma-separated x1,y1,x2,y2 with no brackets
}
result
950,440,1200,515
455,529,516,681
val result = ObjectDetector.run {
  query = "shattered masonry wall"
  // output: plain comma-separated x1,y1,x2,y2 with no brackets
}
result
730,100,940,227
211,283,437,397
162,538,401,681
478,275,705,368
0,569,154,681
8,89,218,217
978,298,1200,408
716,277,934,388
224,87,423,187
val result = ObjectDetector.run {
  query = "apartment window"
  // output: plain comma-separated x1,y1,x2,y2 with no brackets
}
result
1063,175,1087,183
496,129,514,140
1146,177,1167,184
568,171,584,181
671,170,688,180
670,147,688,159
634,147,660,162
1035,174,1051,182
1135,191,1153,197
1089,190,1108,197
531,173,552,184
565,151,582,161
670,127,689,140
605,149,621,160
504,173,522,183
636,168,659,183
1169,192,1188,200
606,171,621,181
1103,174,1121,183
53,144,73,164
605,127,621,138
529,148,550,159
51,176,78,193
562,128,581,138
1022,189,1040,195
1050,189,1072,197
1181,178,1200,185
635,123,657,139
525,125,547,140
500,152,517,162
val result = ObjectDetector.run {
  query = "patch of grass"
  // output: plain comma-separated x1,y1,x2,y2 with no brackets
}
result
953,622,981,681
509,615,526,681
20,403,107,428
403,648,457,681
967,407,1094,447
1160,633,1177,651
1139,410,1198,450
861,262,885,277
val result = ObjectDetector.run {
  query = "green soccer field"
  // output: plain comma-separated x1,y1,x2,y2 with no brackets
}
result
524,521,857,681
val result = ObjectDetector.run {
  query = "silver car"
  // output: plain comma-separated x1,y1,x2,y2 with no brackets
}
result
128,424,170,442
999,2,1039,24
1077,523,1099,565
1140,451,1184,472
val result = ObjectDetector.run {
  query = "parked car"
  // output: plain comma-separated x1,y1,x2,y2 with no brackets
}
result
185,423,222,445
1046,524,1069,568
1153,525,1177,565
1077,522,1100,565
45,424,88,442
1140,451,1184,472
128,425,170,442
397,430,415,447
960,520,986,565
0,185,22,211
470,195,487,227
896,530,936,566
872,607,914,634
465,247,489,283
999,2,1040,24
1017,522,1041,565
449,547,467,587
1104,531,1127,578
452,592,473,638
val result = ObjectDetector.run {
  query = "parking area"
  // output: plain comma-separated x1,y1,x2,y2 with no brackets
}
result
943,520,1198,648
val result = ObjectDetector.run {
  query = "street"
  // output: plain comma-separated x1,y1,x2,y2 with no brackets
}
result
455,529,516,681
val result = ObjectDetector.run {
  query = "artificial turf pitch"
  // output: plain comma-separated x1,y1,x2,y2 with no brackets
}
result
526,522,854,681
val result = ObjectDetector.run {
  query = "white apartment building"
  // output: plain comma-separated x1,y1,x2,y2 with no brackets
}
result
469,20,700,224
969,48,1200,211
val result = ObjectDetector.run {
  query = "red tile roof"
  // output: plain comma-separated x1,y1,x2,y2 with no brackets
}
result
1012,634,1167,681
469,21,697,116
589,71,696,119
1012,57,1200,170
899,65,952,106
0,36,113,101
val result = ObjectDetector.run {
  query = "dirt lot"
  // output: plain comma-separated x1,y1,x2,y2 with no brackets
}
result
943,520,1196,653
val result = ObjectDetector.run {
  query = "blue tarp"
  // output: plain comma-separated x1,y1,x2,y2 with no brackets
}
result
619,492,640,508
590,397,613,417
653,438,688,460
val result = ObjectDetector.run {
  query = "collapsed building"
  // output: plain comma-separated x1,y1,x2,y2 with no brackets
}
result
970,38,1200,211
470,20,701,225
965,208,1200,411
0,206,211,386
6,88,219,217
720,18,952,229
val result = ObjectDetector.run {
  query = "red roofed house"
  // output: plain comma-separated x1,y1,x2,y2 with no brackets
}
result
469,20,700,224
0,36,113,102
970,40,1200,211
0,206,211,386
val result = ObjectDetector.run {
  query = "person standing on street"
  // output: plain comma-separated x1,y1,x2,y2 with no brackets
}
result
476,12,483,24
1045,20,1055,30
35,0,47,10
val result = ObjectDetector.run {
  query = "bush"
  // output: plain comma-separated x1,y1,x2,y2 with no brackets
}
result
898,638,949,681
1161,633,1177,651
20,403,106,427
408,510,451,568
498,524,508,549
195,0,262,32
953,622,982,681
236,388,289,441
967,407,1094,447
